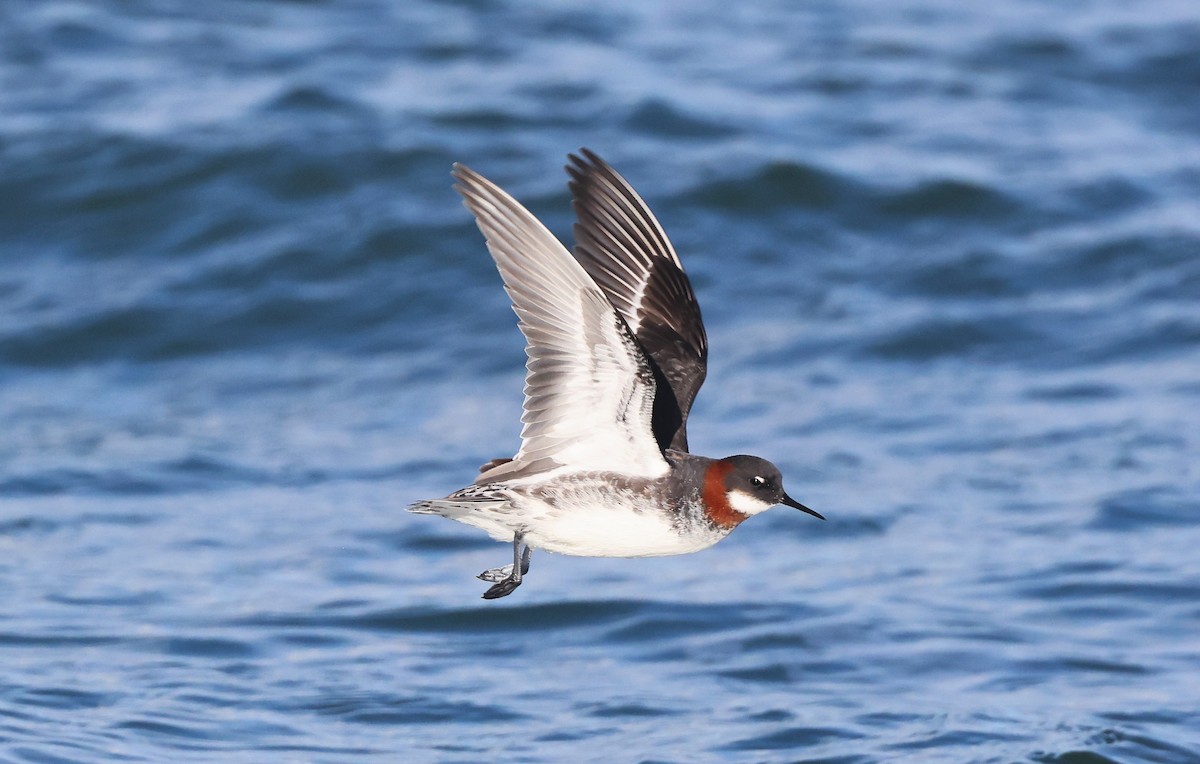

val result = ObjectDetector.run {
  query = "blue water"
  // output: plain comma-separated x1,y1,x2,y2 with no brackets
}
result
3,1,1199,761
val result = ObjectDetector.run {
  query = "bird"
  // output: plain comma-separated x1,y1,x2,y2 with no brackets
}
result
408,149,824,599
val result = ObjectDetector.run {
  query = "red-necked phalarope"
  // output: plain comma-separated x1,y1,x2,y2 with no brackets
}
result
409,149,823,599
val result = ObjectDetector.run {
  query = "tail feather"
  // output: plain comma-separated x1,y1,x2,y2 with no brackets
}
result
407,497,507,518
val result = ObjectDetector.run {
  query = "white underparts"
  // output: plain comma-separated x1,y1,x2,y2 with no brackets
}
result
726,490,775,516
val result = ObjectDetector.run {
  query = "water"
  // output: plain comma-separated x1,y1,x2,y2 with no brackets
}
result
2,0,1199,761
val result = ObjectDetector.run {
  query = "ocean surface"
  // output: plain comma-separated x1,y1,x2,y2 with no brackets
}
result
2,1,1199,762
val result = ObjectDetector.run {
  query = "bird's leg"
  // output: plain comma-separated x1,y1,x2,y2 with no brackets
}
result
480,534,530,599
477,536,532,581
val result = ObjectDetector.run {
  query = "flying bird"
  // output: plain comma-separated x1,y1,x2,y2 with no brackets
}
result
409,149,823,599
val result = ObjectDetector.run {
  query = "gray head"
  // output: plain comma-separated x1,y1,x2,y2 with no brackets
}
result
718,455,824,520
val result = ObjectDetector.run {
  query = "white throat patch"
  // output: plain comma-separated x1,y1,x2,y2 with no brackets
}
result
726,490,774,516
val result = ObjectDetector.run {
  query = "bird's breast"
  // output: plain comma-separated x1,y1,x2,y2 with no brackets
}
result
512,476,728,558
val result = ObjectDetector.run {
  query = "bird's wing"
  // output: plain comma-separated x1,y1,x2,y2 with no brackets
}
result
453,164,670,482
566,149,708,453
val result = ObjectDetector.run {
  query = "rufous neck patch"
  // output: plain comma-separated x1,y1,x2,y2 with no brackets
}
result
701,461,748,529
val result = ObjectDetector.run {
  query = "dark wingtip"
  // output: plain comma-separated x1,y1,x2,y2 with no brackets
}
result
566,147,605,185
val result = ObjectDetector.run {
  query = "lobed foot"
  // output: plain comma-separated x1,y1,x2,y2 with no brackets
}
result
479,537,531,600
478,564,514,583
482,578,522,599
477,546,531,583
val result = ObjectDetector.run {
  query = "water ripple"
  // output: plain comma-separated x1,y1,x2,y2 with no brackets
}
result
3,0,1200,761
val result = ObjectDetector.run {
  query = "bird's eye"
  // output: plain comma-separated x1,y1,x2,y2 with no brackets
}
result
750,476,766,488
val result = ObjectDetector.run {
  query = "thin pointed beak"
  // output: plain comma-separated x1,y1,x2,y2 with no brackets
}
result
781,493,825,520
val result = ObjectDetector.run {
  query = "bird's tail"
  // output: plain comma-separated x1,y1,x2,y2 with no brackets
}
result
406,497,507,519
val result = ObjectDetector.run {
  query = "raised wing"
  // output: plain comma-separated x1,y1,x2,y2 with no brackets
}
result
452,164,670,483
567,149,708,453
